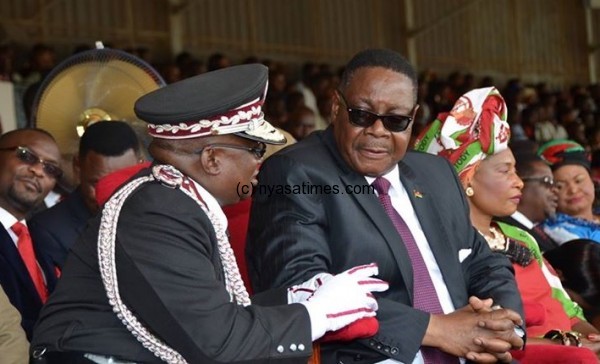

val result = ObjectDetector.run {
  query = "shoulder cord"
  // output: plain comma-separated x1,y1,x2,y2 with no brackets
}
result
98,165,251,364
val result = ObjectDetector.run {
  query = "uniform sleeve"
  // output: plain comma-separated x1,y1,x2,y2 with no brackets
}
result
247,155,332,292
115,184,312,363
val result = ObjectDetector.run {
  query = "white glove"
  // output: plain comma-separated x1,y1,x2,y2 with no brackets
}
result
300,263,388,341
287,272,334,303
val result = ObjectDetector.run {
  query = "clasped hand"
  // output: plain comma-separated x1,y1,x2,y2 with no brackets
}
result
426,296,524,363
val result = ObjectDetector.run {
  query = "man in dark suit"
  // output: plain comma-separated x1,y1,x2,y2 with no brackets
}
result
29,121,143,269
247,49,524,364
31,64,388,364
0,128,62,339
497,153,560,253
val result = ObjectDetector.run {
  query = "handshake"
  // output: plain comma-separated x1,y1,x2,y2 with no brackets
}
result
288,263,389,341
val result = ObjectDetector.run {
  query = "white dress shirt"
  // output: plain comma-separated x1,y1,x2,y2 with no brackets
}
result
0,207,21,247
366,166,458,364
511,211,534,230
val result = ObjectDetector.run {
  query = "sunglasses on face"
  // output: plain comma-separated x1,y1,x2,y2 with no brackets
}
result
0,146,63,179
521,175,554,189
198,142,267,159
337,90,417,132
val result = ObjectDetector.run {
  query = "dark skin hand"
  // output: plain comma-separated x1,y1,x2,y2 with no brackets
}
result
424,296,524,363
572,320,600,357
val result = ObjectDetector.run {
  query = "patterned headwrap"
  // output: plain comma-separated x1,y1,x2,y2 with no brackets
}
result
414,87,510,181
537,139,591,171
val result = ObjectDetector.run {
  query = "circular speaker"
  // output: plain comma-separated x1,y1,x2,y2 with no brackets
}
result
31,48,165,158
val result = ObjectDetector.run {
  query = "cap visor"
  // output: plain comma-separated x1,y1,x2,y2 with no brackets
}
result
235,119,286,145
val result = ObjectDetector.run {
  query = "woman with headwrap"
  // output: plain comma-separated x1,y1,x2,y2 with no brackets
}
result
538,140,600,244
415,87,599,362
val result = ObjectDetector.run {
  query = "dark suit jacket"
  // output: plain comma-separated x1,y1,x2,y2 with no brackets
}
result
0,223,57,340
247,128,523,364
496,215,559,253
32,172,312,363
29,188,92,269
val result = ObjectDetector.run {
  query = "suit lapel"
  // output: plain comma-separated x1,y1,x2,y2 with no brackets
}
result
399,161,464,305
322,129,414,298
0,228,43,303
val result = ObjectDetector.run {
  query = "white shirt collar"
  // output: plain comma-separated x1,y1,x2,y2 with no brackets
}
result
0,206,20,230
189,179,228,231
511,210,534,229
0,207,23,246
364,165,402,193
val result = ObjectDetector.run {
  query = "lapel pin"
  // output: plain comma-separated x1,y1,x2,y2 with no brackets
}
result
413,190,423,198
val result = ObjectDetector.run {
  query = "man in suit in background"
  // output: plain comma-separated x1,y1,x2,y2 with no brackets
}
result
497,153,560,253
0,128,61,338
247,49,525,364
29,121,143,269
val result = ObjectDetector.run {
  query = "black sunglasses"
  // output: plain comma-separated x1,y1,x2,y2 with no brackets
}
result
521,176,554,188
337,90,417,132
198,142,267,159
0,146,63,179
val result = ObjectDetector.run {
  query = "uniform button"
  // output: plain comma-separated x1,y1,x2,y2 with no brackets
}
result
375,343,382,350
369,339,376,346
290,343,297,351
277,345,284,353
298,344,305,351
390,347,399,355
383,345,390,353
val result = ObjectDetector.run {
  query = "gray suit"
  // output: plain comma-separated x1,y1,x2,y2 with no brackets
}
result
247,128,523,364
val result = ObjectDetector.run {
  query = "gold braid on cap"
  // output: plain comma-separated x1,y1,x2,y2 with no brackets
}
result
98,164,251,364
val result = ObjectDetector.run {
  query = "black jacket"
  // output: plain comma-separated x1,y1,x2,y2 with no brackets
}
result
247,128,523,364
32,172,312,363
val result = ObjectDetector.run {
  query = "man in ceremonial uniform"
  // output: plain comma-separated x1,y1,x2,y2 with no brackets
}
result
31,64,387,364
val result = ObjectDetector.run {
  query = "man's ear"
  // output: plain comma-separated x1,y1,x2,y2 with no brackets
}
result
330,91,341,125
199,147,220,176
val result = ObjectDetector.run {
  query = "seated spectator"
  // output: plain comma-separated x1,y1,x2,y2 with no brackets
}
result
207,52,231,71
29,121,144,269
545,239,600,330
538,140,600,243
534,96,568,143
415,86,599,359
249,49,525,364
0,129,62,339
285,105,316,140
497,153,560,252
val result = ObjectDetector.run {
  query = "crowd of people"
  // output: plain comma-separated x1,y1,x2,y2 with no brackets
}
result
0,42,599,364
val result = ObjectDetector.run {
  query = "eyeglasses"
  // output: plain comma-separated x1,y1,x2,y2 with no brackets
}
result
521,176,554,188
0,146,63,179
197,142,267,159
337,90,417,132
